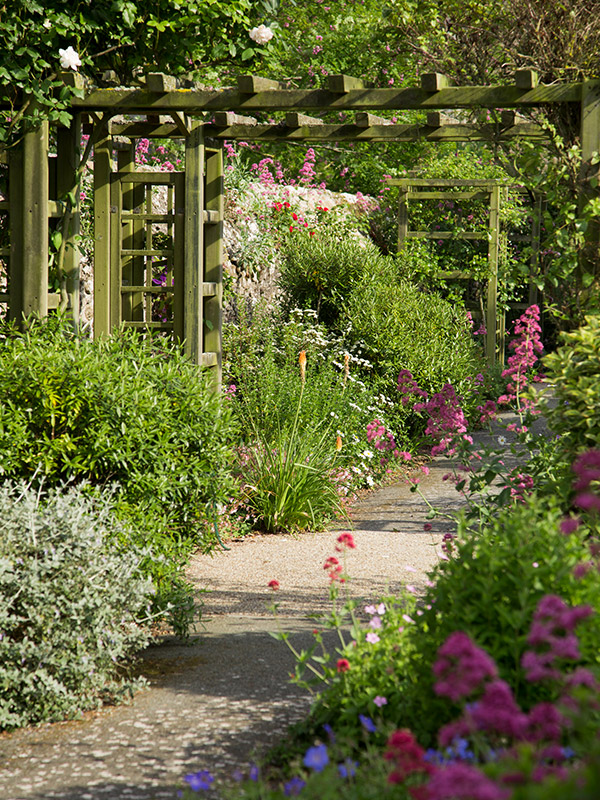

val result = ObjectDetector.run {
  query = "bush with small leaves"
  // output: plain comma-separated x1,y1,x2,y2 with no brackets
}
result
0,482,154,731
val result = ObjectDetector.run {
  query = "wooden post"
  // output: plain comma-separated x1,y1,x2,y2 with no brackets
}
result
93,119,112,337
486,185,501,366
8,145,24,323
203,147,223,387
397,185,410,250
184,120,205,365
22,120,49,320
56,116,81,325
579,80,600,278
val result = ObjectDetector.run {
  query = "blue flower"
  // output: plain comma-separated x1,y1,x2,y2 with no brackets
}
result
303,744,329,772
338,758,358,778
323,723,336,743
284,776,306,796
184,770,214,792
359,714,377,733
249,764,260,782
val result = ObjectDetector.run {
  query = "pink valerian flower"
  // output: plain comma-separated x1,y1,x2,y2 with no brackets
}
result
268,579,280,591
477,400,497,425
397,369,428,407
336,532,356,550
433,632,498,701
469,680,529,739
505,471,534,502
572,450,600,513
521,595,593,682
323,556,343,583
336,658,350,673
498,305,544,408
413,384,469,457
366,419,402,465
298,147,317,186
425,763,510,800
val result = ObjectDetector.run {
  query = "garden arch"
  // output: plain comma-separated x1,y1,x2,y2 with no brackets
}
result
1,70,598,382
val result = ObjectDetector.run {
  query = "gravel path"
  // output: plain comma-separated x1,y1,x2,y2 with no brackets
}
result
0,453,477,800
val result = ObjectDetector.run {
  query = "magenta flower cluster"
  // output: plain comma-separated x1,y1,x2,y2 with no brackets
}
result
498,305,544,409
572,449,600,513
381,594,596,799
414,384,472,457
366,419,411,465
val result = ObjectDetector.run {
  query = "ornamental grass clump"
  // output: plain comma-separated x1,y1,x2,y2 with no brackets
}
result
0,482,153,731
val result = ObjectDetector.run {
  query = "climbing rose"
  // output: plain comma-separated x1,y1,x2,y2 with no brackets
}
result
249,24,274,44
59,46,81,71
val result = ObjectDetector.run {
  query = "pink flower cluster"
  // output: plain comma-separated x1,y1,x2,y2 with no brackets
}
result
476,400,497,426
366,420,411,465
381,595,596,798
414,384,471,457
572,449,600,513
522,594,593,682
298,148,317,186
498,305,544,408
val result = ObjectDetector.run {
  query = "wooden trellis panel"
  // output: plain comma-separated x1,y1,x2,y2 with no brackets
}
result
389,178,527,366
92,119,222,384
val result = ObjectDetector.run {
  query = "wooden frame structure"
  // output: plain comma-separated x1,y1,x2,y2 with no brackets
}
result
0,69,599,382
389,178,543,365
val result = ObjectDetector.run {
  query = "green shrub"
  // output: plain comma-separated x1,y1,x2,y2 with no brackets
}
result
0,318,237,634
279,221,380,326
299,498,600,749
0,482,153,731
342,267,484,431
541,313,600,456
0,318,236,545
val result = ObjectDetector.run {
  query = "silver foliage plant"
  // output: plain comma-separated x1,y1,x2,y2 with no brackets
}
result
0,482,154,730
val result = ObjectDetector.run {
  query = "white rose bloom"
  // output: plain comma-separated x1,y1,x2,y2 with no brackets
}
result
249,24,274,45
59,46,82,71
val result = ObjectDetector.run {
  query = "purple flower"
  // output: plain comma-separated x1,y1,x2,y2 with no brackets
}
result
284,776,306,796
249,764,259,781
184,770,214,791
365,632,380,644
359,714,377,733
433,632,497,701
303,744,329,772
373,695,388,707
338,758,358,778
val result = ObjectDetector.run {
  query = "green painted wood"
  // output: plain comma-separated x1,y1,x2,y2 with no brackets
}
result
117,146,145,323
22,120,49,320
203,146,223,387
486,185,501,366
397,187,409,247
403,191,491,200
70,83,583,114
173,173,185,344
113,172,180,184
8,144,23,323
56,117,81,322
184,121,205,365
109,176,122,328
93,121,112,337
579,80,600,276
406,231,488,240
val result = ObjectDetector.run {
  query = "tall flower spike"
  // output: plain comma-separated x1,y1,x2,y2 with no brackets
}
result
299,350,307,384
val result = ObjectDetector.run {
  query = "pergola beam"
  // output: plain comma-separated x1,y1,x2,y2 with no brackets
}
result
68,83,584,115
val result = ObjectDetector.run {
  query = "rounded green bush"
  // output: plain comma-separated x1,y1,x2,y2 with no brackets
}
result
0,483,153,731
0,318,236,546
342,267,484,429
541,313,600,456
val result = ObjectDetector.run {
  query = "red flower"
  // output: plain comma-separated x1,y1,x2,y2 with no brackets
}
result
336,532,356,550
268,579,280,591
292,212,298,221
289,225,294,232
337,658,350,673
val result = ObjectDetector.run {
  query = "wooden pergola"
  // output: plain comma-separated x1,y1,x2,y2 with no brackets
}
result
0,69,598,380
